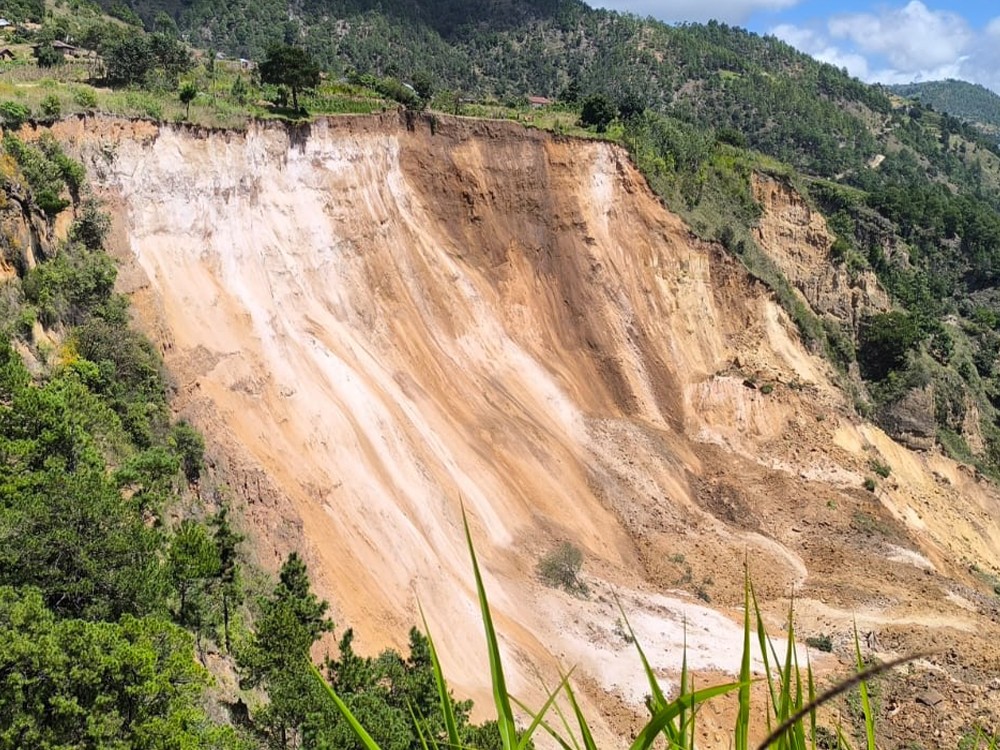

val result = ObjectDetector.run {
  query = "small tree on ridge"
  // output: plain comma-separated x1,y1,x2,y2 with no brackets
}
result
259,44,321,111
179,81,197,119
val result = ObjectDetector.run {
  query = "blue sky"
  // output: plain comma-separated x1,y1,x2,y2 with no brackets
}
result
588,1,1000,92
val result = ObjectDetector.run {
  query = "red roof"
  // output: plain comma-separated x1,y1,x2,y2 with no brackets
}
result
528,96,552,106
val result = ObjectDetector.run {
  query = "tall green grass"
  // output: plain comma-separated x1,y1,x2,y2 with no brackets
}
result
315,509,914,750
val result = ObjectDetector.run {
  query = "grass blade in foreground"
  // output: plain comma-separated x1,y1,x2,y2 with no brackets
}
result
312,663,385,750
516,670,576,750
807,652,817,750
419,601,462,749
316,505,917,750
756,652,923,749
679,626,691,747
512,695,578,750
750,577,783,722
563,676,600,750
462,506,519,750
617,600,669,712
629,681,743,750
735,566,752,750
853,623,877,750
409,702,438,750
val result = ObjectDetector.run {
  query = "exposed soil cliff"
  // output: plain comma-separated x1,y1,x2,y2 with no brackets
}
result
40,113,1000,746
751,173,890,330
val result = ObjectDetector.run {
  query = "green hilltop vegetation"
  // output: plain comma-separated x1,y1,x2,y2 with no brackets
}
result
890,79,1000,135
5,0,1000,746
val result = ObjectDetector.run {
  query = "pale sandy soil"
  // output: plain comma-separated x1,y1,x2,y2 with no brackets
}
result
38,113,1000,747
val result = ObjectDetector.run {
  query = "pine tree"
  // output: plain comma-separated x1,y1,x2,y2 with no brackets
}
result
168,519,220,627
274,551,332,644
259,44,320,111
237,552,334,748
211,505,243,652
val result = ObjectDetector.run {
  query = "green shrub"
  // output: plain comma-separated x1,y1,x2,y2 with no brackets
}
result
23,246,116,326
3,133,85,211
579,93,616,132
830,236,851,261
70,200,111,250
537,542,587,595
715,126,747,148
0,101,30,129
33,43,62,69
822,318,856,370
858,312,923,382
111,92,165,121
178,81,197,118
40,94,61,120
230,75,248,104
15,308,35,340
169,421,205,483
73,87,98,110
34,190,70,217
869,459,891,478
806,634,834,652
863,477,877,492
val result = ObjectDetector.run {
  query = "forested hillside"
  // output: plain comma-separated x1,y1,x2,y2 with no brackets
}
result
890,79,1000,134
101,0,887,175
0,132,240,746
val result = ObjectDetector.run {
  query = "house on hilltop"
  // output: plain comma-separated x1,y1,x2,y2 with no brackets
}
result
528,96,552,108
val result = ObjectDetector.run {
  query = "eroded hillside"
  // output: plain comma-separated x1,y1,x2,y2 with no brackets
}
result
41,113,1000,746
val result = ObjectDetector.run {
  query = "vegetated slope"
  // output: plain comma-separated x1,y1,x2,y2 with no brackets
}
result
0,130,254,746
890,79,1000,133
52,113,1000,747
110,0,885,171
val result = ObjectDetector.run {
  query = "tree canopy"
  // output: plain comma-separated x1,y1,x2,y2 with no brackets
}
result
0,587,236,749
259,44,321,110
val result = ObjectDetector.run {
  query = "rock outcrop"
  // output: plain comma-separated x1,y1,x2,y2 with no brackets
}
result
752,173,890,329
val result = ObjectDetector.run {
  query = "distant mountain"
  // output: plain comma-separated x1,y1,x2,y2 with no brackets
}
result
890,79,1000,132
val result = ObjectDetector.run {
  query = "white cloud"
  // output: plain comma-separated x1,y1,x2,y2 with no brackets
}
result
593,0,1000,93
827,1,970,71
770,23,870,79
771,2,1000,92
589,0,798,24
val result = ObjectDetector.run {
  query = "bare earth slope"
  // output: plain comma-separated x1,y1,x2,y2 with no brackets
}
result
46,113,1000,746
